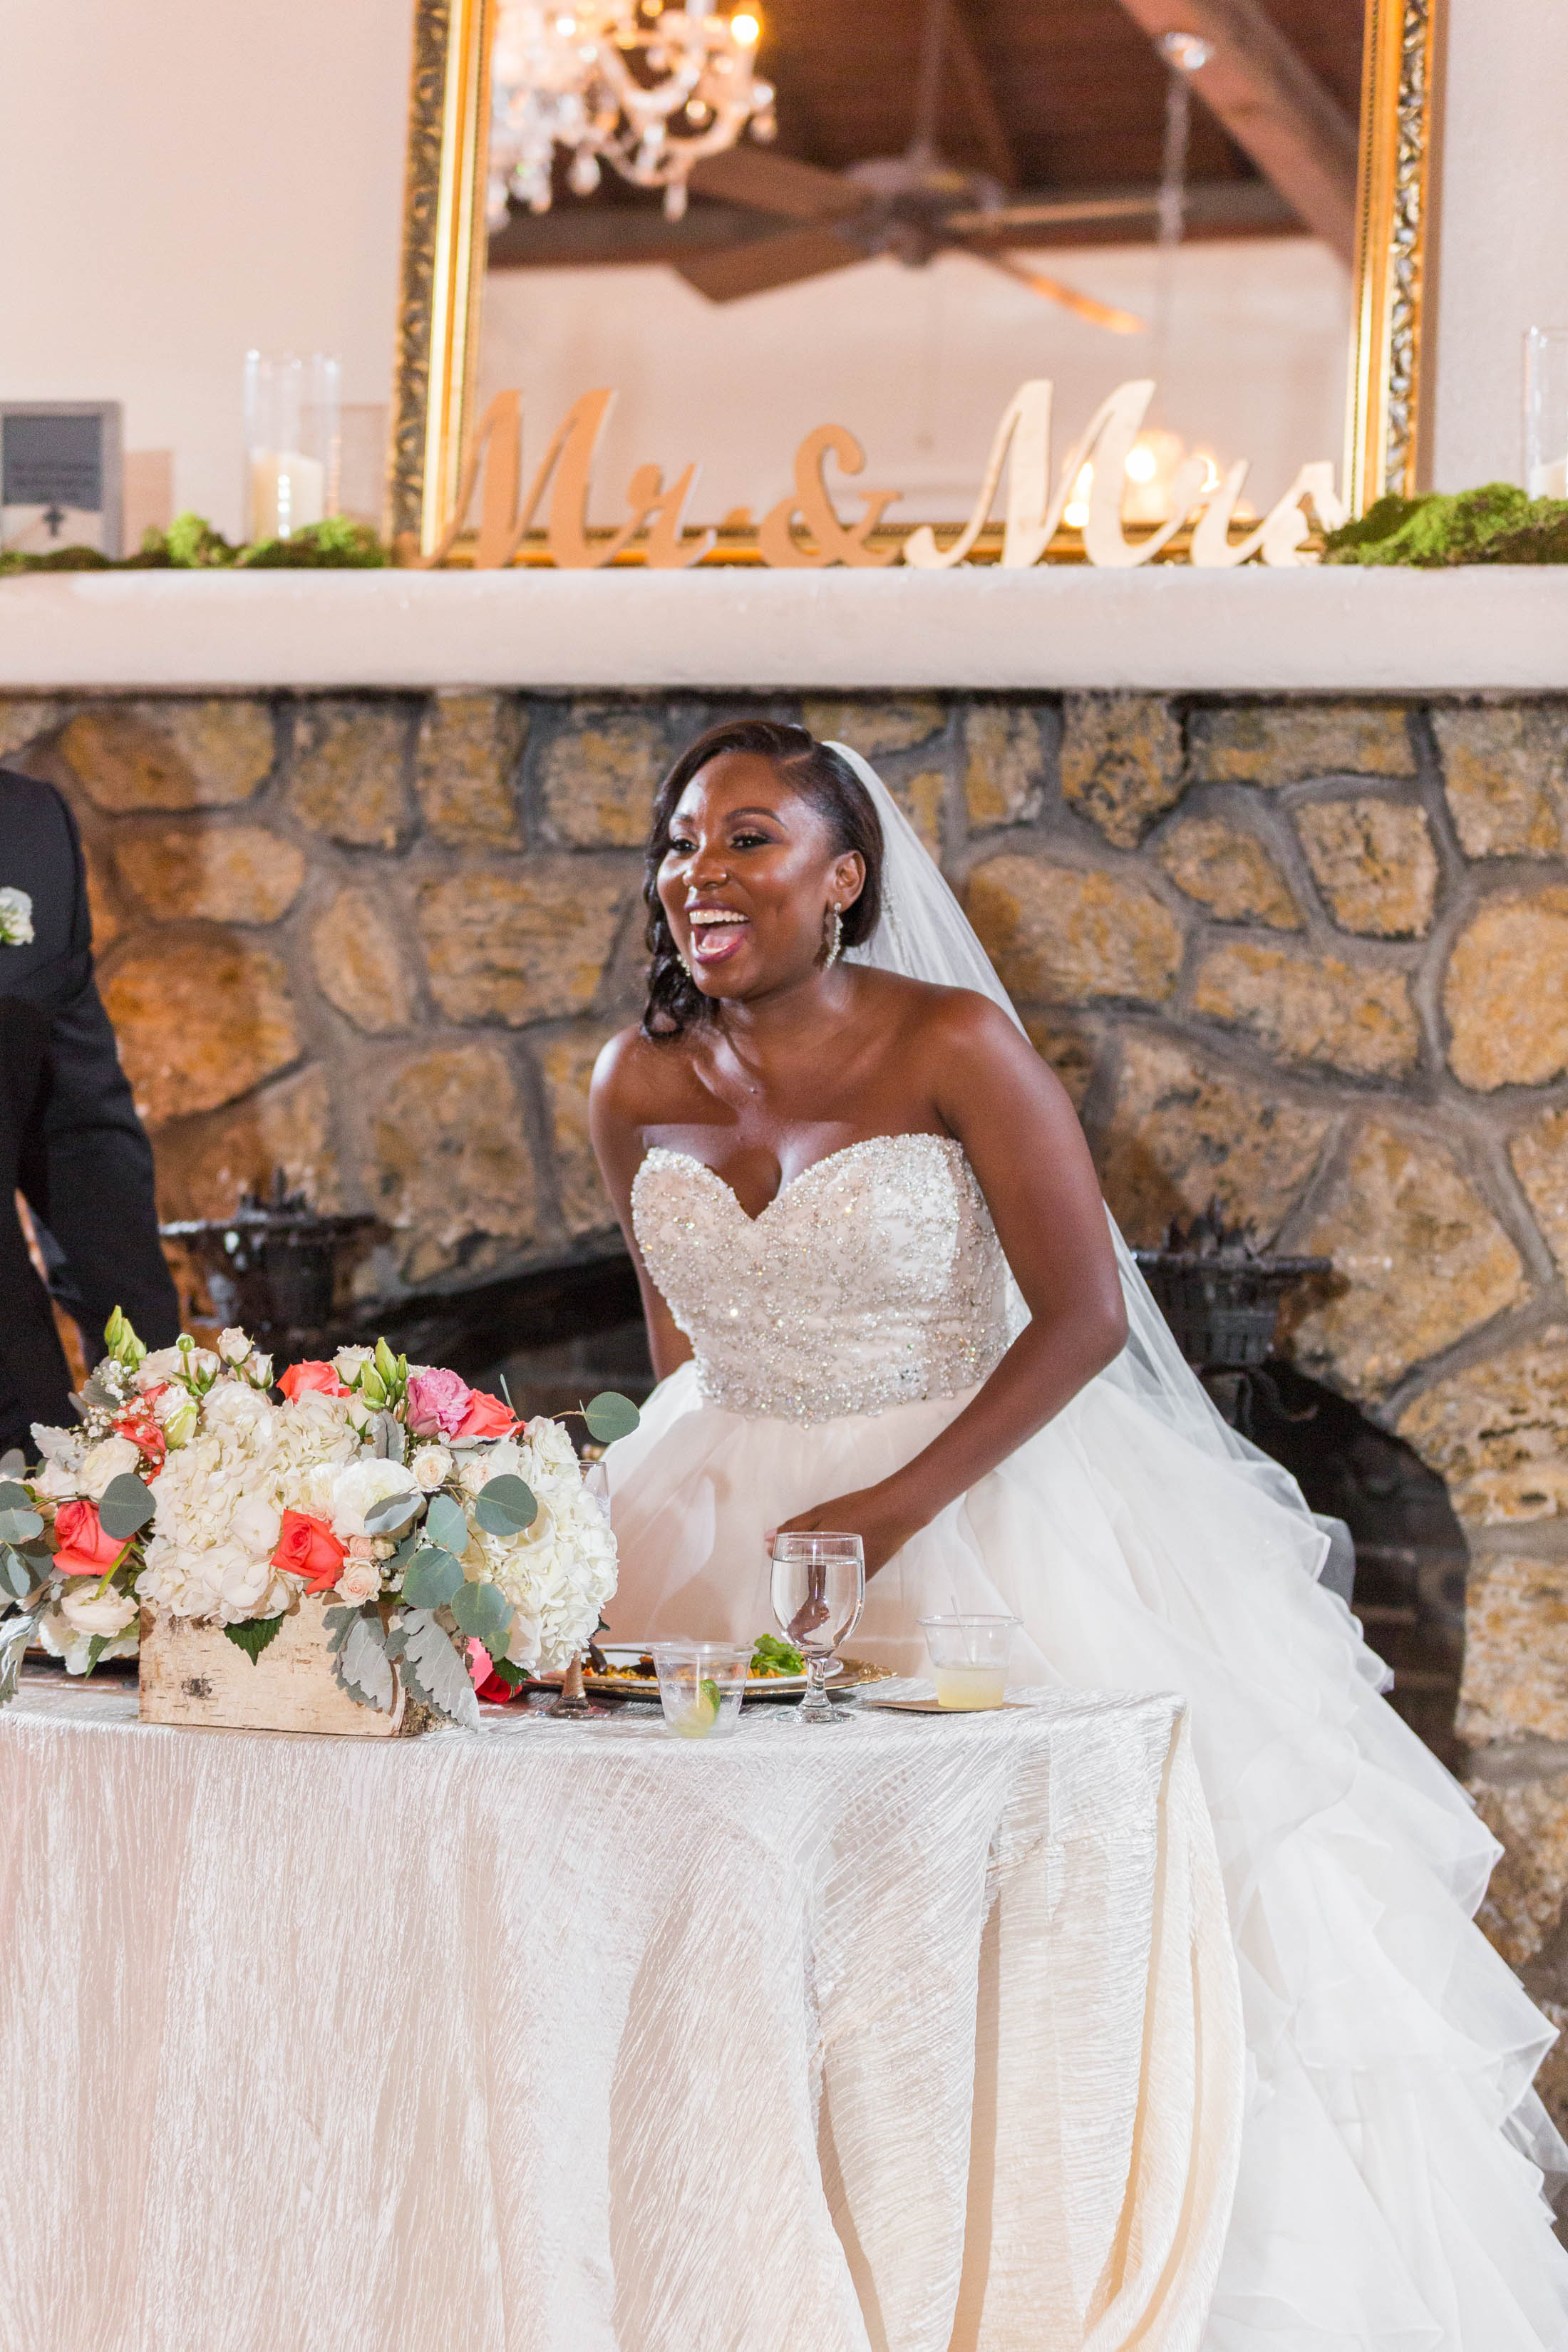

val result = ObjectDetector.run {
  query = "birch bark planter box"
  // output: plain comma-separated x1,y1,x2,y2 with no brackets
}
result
137,1597,436,1737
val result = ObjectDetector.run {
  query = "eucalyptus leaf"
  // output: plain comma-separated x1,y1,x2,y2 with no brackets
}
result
583,1391,641,1444
0,1450,24,1480
401,1545,463,1608
1,1548,35,1601
98,1472,155,1541
450,1578,513,1646
386,1606,480,1730
363,1485,421,1537
0,1506,41,1546
334,1614,395,1713
473,1474,537,1539
222,1613,285,1665
0,1481,31,1512
423,1492,468,1556
0,1612,38,1705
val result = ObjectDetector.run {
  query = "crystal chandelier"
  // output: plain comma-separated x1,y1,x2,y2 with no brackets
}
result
488,0,775,226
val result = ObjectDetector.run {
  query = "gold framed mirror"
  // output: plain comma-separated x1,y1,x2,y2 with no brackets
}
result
387,0,1441,557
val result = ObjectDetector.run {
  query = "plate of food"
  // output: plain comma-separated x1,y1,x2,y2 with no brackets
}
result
522,1638,887,1702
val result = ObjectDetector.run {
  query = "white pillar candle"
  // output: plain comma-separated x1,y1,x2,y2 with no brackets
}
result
249,449,326,541
1529,455,1568,499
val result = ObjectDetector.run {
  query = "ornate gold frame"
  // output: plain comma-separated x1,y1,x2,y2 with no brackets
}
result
1345,0,1440,511
388,0,1441,553
386,0,495,555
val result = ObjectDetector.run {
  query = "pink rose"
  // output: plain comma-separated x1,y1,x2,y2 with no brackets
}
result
455,1388,516,1440
405,1367,474,1439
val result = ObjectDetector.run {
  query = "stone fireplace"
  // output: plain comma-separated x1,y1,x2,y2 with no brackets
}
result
6,673,1568,2113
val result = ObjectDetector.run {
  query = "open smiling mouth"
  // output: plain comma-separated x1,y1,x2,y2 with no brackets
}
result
687,910,751,966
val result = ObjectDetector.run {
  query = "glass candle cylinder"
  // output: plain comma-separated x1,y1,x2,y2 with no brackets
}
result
243,351,341,540
1524,328,1568,498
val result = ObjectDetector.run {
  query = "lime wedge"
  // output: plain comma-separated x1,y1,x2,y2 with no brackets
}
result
676,1677,724,1738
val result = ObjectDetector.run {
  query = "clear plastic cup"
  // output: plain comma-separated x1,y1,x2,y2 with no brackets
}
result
918,1615,1019,1711
651,1641,752,1739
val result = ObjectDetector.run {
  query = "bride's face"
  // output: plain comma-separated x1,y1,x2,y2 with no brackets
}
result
658,752,864,1004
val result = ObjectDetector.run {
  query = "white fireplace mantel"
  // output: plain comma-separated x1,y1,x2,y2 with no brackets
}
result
2,565,1567,695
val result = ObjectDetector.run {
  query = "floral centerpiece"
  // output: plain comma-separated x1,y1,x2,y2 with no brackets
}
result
0,1311,638,1731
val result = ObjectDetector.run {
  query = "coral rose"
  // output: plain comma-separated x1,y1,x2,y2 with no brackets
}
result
455,1388,517,1440
51,1500,131,1578
278,1361,349,1403
271,1509,347,1594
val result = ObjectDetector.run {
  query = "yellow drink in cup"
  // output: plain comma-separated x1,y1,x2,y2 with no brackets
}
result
919,1614,1019,1710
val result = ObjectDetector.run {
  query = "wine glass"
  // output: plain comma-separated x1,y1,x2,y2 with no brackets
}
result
769,1532,865,1724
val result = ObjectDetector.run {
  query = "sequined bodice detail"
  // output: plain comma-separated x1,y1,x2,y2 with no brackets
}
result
631,1135,1011,1424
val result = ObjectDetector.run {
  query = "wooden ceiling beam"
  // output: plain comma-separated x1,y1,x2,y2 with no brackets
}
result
1109,0,1358,263
939,0,1020,190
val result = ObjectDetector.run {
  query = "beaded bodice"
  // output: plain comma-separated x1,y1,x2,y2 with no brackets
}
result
631,1134,1011,1424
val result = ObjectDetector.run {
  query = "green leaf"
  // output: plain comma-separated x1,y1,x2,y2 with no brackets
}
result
222,1613,286,1664
0,1505,41,1546
0,1548,36,1601
0,1450,24,1480
423,1492,468,1556
450,1578,513,1646
401,1545,463,1607
0,1481,31,1512
362,1485,420,1537
386,1607,480,1729
583,1391,641,1444
483,1654,529,1691
473,1474,537,1539
83,1632,116,1676
98,1472,155,1540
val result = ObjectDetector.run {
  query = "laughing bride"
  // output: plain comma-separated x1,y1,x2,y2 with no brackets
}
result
589,717,1568,2348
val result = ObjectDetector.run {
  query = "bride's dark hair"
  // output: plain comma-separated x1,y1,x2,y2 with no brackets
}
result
641,719,885,1037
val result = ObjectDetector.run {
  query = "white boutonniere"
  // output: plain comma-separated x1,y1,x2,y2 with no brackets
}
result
0,888,33,947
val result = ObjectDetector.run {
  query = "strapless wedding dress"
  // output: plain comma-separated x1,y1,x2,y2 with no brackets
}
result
604,1133,1568,2350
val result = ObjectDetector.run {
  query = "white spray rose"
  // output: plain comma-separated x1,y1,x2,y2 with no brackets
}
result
36,1602,137,1674
334,1555,382,1606
202,1382,276,1439
218,1328,252,1366
247,1351,274,1387
78,1436,142,1500
411,1445,452,1491
333,1346,374,1384
330,1459,421,1539
59,1584,138,1639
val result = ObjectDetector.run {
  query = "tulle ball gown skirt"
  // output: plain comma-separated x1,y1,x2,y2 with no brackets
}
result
605,1362,1568,2351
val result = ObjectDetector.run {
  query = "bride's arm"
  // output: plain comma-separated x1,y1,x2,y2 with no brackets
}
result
589,1029,695,1384
778,994,1128,1574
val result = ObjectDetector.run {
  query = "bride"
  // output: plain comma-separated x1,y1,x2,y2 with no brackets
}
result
589,718,1568,2348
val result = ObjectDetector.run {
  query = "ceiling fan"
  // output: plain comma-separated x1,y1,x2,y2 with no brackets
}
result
675,0,1145,331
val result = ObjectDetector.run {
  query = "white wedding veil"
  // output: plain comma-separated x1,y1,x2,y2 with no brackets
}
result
827,739,1336,1552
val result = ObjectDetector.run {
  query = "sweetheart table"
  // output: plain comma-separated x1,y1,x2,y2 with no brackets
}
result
0,1681,1242,2352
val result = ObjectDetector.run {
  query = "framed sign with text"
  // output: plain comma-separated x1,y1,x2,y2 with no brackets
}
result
0,403,123,559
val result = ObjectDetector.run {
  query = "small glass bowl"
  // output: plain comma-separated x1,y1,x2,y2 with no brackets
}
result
651,1642,752,1739
917,1614,1019,1711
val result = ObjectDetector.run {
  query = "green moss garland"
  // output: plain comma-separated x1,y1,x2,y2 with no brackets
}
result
1323,482,1568,567
0,510,388,577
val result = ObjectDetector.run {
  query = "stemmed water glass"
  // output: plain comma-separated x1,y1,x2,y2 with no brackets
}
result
769,1532,865,1724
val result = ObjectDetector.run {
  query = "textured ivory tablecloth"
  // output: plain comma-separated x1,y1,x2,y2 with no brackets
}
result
0,1682,1242,2352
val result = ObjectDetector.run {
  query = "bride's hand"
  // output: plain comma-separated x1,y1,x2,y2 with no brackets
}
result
770,1484,919,1579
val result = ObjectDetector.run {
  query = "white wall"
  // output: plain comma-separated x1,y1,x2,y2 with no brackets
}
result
0,0,413,539
1428,0,1568,488
478,237,1351,529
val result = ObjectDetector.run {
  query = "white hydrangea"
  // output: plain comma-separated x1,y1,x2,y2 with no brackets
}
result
478,1477,618,1675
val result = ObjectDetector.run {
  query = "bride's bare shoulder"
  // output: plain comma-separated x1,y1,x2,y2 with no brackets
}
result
858,969,1026,1056
592,1021,702,1130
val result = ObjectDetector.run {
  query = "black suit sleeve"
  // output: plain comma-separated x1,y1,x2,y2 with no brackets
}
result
14,793,180,1360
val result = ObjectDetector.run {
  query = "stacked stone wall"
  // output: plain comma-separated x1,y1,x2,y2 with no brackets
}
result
5,683,1568,2078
